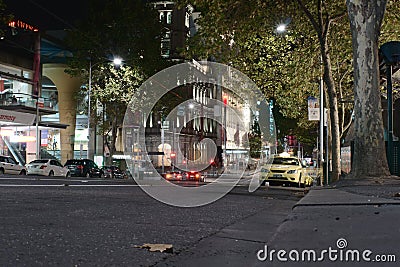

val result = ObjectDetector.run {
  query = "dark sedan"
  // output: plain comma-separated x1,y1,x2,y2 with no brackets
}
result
101,166,126,179
64,159,103,178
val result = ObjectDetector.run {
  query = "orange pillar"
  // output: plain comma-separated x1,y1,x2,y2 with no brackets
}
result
43,63,82,164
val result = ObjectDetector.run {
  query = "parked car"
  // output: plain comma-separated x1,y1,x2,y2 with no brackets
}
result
101,166,126,179
0,155,26,175
64,159,103,178
259,155,313,188
26,159,70,177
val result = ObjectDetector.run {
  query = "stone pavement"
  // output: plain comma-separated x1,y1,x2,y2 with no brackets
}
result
154,176,400,267
254,176,400,267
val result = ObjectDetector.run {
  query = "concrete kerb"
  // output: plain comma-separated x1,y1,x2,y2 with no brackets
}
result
293,187,400,208
292,176,400,208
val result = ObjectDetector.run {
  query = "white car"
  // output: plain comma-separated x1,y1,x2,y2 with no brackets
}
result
26,159,70,177
0,155,27,175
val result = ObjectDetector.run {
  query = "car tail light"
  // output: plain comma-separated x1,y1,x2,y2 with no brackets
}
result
40,165,47,169
77,165,84,169
165,174,173,179
195,173,200,178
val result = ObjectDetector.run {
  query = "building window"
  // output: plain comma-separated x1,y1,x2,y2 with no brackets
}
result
167,11,172,24
161,40,171,58
159,11,165,23
185,12,190,28
161,31,171,58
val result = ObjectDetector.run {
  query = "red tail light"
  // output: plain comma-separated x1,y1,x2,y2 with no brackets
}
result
40,165,47,169
77,165,84,169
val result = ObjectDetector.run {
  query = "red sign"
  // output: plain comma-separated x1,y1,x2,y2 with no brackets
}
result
8,20,38,32
223,94,228,106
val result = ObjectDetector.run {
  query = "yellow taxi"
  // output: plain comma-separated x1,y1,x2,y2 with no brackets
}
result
259,155,313,188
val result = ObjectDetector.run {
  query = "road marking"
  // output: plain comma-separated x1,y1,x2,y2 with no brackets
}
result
0,184,142,187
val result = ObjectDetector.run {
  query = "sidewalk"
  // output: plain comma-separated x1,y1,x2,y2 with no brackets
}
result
255,176,400,266
155,176,400,267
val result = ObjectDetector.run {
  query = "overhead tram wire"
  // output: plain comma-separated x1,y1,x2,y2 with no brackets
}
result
28,0,78,30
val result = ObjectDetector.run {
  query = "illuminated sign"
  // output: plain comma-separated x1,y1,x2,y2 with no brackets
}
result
0,110,36,125
8,20,39,32
0,114,15,122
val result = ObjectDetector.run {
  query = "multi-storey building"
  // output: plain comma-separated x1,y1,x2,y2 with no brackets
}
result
0,1,200,167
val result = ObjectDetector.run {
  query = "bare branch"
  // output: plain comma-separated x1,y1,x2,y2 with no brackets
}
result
294,0,323,39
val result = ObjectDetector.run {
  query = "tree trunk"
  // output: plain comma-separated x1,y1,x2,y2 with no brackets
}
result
110,114,118,165
321,44,341,183
346,0,390,177
294,0,342,183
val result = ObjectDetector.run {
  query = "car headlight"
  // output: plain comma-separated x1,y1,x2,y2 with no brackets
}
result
287,169,298,174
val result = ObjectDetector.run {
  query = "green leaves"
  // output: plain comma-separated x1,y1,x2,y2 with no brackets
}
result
180,0,357,150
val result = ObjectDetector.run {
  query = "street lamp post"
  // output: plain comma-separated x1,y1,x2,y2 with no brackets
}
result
87,59,93,160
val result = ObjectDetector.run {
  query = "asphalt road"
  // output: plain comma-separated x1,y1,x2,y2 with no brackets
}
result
0,175,305,266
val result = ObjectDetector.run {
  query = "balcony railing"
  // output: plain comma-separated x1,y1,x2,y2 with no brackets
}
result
0,92,58,111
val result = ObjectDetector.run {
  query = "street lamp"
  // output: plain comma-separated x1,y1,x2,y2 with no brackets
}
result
87,57,122,160
276,24,286,33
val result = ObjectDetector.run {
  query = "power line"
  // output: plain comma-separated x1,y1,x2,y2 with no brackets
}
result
28,0,77,30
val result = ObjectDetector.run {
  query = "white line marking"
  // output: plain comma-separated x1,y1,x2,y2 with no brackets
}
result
0,184,142,187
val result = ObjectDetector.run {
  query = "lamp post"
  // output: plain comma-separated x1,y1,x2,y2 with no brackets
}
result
87,57,122,160
87,59,93,160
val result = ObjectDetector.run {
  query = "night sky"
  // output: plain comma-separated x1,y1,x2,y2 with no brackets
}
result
3,0,89,31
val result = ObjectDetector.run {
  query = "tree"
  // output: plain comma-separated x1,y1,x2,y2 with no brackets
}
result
90,64,144,163
346,0,391,178
292,0,350,183
65,0,167,161
0,0,14,36
183,0,350,181
248,119,262,158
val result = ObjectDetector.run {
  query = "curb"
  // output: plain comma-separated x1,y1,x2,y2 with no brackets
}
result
293,187,400,209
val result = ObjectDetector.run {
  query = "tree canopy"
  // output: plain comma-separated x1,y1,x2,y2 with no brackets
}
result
65,0,169,159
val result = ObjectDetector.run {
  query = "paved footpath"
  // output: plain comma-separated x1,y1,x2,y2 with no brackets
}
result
253,176,400,267
159,176,400,267
155,187,301,267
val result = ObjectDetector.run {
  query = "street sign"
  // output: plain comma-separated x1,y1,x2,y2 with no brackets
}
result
307,96,319,121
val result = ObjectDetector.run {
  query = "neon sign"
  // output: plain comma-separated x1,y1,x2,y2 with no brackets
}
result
8,20,39,32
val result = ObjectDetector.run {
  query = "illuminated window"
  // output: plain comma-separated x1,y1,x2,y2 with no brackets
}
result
167,11,172,24
159,11,165,23
185,13,190,28
161,31,171,58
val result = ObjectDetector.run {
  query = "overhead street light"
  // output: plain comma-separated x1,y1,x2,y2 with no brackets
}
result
276,24,286,33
